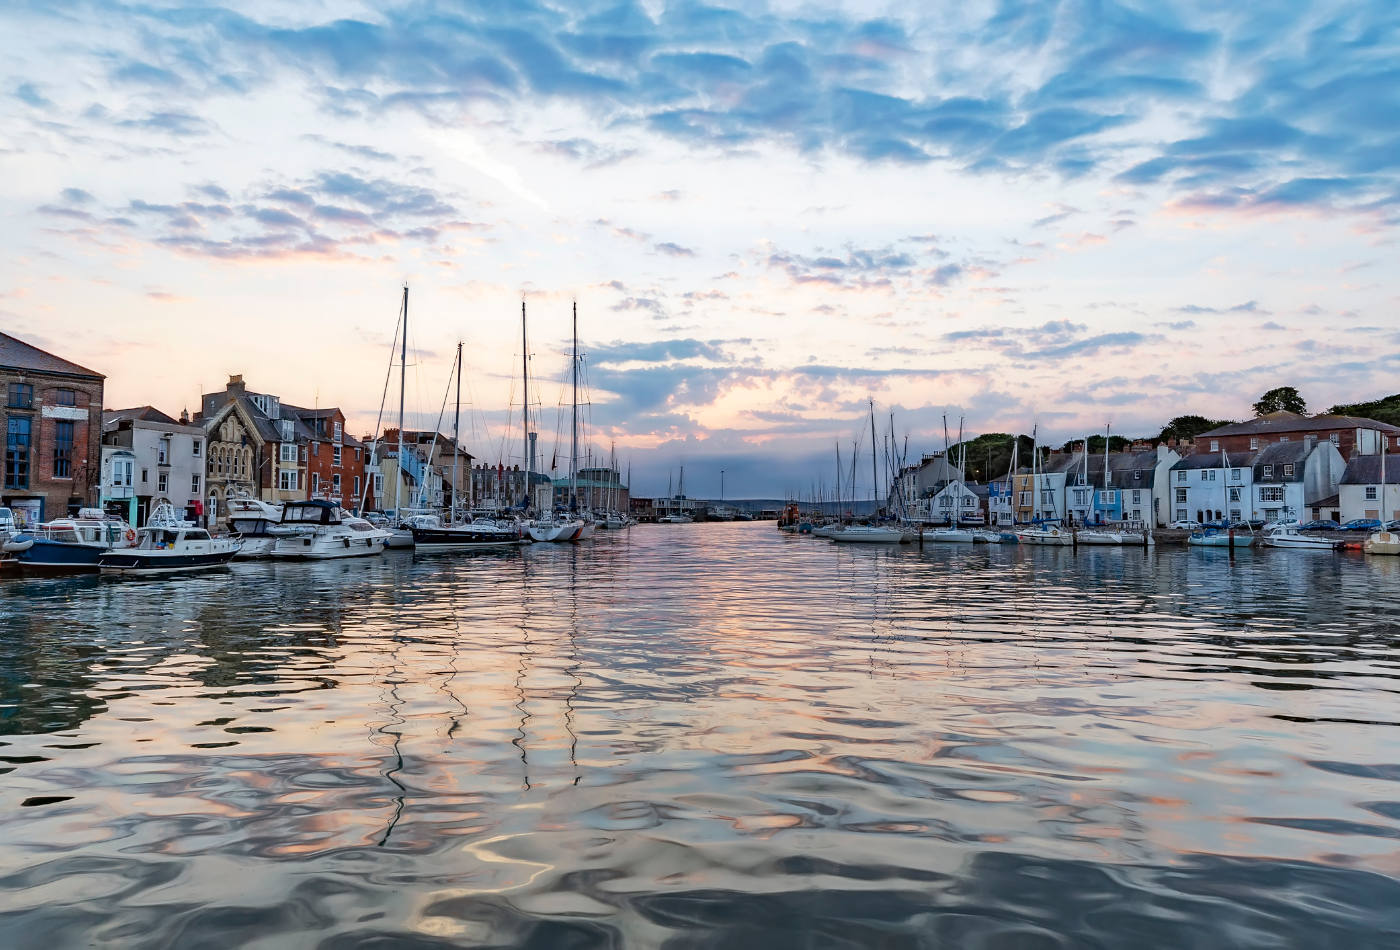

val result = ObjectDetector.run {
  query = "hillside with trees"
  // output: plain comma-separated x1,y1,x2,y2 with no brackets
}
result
1329,393,1400,427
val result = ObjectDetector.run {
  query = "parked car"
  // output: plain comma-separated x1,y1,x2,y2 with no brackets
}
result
1341,518,1383,532
1168,520,1202,530
1299,520,1340,531
1388,520,1400,531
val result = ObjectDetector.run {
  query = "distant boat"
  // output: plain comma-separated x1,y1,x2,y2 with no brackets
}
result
927,526,975,543
830,524,912,544
1187,528,1251,548
1018,523,1073,546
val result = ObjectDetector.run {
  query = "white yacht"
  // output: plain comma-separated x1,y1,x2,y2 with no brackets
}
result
1263,521,1339,550
99,522,242,574
526,515,585,543
270,501,391,559
225,496,286,558
830,524,913,544
926,526,975,543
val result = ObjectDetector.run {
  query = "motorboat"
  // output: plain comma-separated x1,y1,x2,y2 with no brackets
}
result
830,524,913,544
658,513,694,524
270,501,391,559
926,526,975,543
225,496,286,558
1263,522,1338,550
411,517,528,551
4,508,137,574
99,522,241,574
811,522,839,539
971,530,1004,544
1365,529,1400,555
1017,523,1073,546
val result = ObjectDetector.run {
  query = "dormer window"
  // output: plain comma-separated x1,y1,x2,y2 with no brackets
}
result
1263,465,1273,478
1282,464,1293,477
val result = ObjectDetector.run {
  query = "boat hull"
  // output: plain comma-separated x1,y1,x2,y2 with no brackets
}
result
1365,531,1400,555
527,521,584,543
271,535,386,559
411,525,528,550
927,529,975,543
99,549,240,574
13,539,109,574
233,537,279,559
831,527,911,543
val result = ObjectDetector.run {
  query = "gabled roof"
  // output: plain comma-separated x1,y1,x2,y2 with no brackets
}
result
105,406,179,426
1200,411,1400,438
0,331,103,379
1340,455,1400,485
1253,442,1312,481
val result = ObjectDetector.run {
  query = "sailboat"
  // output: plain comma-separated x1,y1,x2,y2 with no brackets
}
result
658,466,694,523
928,415,975,542
526,300,585,543
1077,425,1127,545
1017,424,1072,545
410,342,527,551
830,401,913,543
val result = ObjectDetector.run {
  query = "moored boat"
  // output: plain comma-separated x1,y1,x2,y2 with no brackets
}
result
225,495,286,558
5,508,136,574
99,524,241,574
270,501,391,559
1263,522,1338,550
830,524,912,544
927,526,975,543
1365,530,1400,555
412,518,528,551
1017,523,1073,546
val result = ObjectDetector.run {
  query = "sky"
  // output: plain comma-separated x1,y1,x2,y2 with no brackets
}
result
2,0,1398,498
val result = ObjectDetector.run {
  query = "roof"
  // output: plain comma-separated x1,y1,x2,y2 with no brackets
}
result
1340,455,1400,485
1200,411,1400,438
1172,450,1255,470
104,406,180,426
1253,442,1312,481
0,331,104,379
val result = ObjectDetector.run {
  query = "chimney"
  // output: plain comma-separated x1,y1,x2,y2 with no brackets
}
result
227,374,246,395
179,408,189,424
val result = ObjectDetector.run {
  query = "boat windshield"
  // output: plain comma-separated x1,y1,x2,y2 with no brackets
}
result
281,504,336,525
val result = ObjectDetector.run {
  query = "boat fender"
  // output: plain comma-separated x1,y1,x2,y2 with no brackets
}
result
125,529,136,542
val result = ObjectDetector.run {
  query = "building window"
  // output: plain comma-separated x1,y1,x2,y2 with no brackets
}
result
1330,433,1339,444
1249,437,1259,450
278,469,298,491
1210,440,1219,451
52,420,73,478
1259,486,1284,502
1175,488,1187,503
332,444,341,465
1176,508,1187,522
1366,487,1378,500
192,440,201,458
1279,436,1289,443
311,442,319,457
1282,464,1294,477
7,383,33,409
1177,471,1186,483
279,443,297,463
191,473,200,494
333,421,343,442
1132,490,1141,504
5,416,31,488
1228,487,1241,502
332,473,341,493
1263,465,1273,478
141,468,148,484
353,475,361,498
158,437,170,465
57,388,78,407
374,472,384,492
1230,508,1242,521
1205,470,1216,481
310,473,319,493
157,471,168,494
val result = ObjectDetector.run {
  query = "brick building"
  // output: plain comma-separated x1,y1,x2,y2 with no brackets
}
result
1,332,105,526
1195,411,1399,461
292,406,372,512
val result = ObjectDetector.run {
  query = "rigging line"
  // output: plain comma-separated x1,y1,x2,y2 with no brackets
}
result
361,294,405,512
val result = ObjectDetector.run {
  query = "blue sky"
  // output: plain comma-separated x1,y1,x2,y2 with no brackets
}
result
2,0,1398,497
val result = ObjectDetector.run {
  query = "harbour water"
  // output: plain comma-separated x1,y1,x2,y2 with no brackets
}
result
3,523,1400,947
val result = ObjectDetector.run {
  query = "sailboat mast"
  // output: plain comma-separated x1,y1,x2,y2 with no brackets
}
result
452,341,462,520
571,300,578,511
869,399,878,514
396,284,408,514
522,300,529,512
1104,423,1111,521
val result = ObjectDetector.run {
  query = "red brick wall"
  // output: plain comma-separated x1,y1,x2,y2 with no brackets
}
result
0,371,103,519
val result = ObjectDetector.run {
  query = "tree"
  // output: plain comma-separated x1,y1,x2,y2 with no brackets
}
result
1253,386,1306,416
1329,393,1400,427
1156,415,1231,443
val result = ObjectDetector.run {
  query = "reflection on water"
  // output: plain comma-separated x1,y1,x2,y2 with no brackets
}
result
3,526,1400,947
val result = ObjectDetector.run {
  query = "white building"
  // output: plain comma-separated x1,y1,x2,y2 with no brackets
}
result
1339,455,1400,524
1250,441,1345,523
1168,451,1254,524
101,407,206,526
921,480,983,524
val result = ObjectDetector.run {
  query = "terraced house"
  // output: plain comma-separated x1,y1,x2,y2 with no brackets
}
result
0,331,104,527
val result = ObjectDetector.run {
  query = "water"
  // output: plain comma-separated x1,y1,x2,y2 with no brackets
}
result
3,524,1400,948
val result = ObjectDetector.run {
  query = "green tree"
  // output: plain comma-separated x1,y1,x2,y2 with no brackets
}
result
1329,393,1400,427
1252,386,1306,415
1157,415,1231,443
